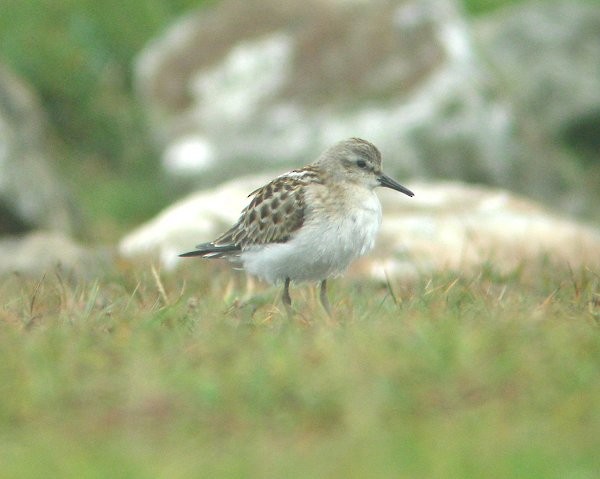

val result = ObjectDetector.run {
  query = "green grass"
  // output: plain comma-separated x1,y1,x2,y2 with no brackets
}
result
464,0,600,15
1,261,598,478
0,0,211,237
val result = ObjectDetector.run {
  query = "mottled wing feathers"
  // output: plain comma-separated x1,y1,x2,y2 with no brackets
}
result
180,168,323,259
215,170,316,246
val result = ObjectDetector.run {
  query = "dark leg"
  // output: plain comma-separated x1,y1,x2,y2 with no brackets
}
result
319,279,332,316
282,277,293,315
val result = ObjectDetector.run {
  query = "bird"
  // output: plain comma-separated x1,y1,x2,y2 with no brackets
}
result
180,138,414,315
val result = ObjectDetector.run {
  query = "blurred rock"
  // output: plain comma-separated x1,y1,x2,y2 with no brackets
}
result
135,0,600,219
0,64,76,234
0,231,109,278
119,174,600,278
135,0,517,188
369,182,600,279
474,1,600,215
476,1,600,141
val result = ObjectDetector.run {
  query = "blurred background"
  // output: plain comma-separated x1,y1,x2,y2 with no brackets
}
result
0,0,599,250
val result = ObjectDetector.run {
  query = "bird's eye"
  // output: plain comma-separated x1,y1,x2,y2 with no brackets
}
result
356,160,367,169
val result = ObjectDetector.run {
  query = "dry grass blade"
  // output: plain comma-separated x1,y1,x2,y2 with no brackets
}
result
151,264,169,307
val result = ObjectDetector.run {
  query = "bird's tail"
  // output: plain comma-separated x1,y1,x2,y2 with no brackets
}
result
179,242,240,259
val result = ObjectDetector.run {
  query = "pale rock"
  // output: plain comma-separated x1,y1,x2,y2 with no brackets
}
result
0,231,108,278
134,0,600,220
134,0,516,189
475,1,600,137
0,64,76,234
119,175,600,279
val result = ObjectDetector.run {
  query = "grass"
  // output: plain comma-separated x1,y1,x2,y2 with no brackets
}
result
0,0,211,237
1,260,598,478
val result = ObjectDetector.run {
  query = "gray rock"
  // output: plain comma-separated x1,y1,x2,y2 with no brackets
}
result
135,0,600,220
0,64,76,234
135,0,517,188
474,1,600,216
476,1,600,139
0,230,109,278
119,174,600,277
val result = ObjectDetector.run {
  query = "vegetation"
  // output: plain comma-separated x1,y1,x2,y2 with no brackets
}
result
0,0,211,237
1,261,599,478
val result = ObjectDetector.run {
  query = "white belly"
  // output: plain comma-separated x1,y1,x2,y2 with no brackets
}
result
241,191,382,284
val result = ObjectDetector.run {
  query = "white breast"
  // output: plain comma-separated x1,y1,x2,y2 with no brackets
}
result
241,188,382,284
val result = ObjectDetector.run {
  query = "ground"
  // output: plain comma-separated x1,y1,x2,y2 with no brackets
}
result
1,260,598,478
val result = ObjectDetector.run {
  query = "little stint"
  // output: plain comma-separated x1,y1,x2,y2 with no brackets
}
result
180,138,414,314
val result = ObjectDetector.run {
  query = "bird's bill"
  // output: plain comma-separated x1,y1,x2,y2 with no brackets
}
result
378,173,414,197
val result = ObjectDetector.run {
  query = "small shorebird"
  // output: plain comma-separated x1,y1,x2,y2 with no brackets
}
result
180,138,414,314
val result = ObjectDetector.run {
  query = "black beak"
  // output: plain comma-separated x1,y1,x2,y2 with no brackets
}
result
378,173,414,197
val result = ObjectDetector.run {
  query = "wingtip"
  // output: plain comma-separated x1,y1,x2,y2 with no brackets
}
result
179,243,241,258
179,251,200,258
